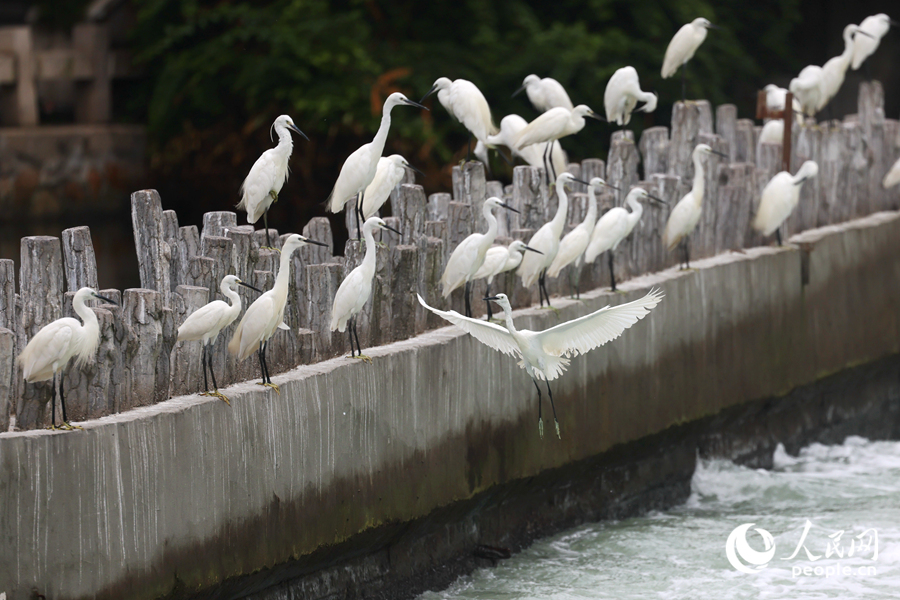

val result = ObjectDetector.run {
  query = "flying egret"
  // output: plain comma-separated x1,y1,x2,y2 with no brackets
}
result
822,25,873,112
441,196,520,317
512,74,574,113
604,67,658,127
330,216,401,359
472,240,542,320
327,92,427,237
17,287,117,430
360,154,423,221
517,172,587,307
238,115,308,249
421,77,497,161
176,274,261,404
475,114,567,177
229,233,328,391
584,187,666,291
418,289,664,438
661,17,719,100
789,66,827,118
851,14,897,72
662,144,727,268
515,106,603,183
884,157,900,189
753,161,819,245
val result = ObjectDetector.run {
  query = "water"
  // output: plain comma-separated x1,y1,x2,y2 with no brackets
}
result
420,437,900,599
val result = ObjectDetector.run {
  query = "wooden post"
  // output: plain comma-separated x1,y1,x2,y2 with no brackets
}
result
0,327,14,431
639,126,669,178
716,104,738,162
511,166,546,229
427,193,451,222
202,211,238,239
390,245,419,341
131,190,172,305
392,184,428,241
0,259,16,331
61,226,99,292
607,137,640,206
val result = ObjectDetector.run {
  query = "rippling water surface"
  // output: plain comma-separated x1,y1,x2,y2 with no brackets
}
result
419,437,900,599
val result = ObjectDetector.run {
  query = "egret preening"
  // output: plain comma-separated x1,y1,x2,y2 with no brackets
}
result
418,289,664,438
753,161,819,245
584,187,666,291
473,240,542,319
360,154,423,221
661,17,719,100
441,197,520,317
512,74,574,113
884,157,900,189
662,144,727,268
421,77,497,161
229,233,328,391
176,275,261,404
327,92,427,238
330,217,401,359
515,106,603,183
18,287,117,430
518,172,587,307
474,114,567,177
604,67,658,127
238,115,308,249
789,66,827,118
851,14,897,73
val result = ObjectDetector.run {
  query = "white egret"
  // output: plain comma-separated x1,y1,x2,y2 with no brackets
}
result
851,14,897,72
789,66,827,118
176,274,261,404
758,120,786,145
604,67,658,127
229,233,328,391
753,161,819,245
421,77,497,160
441,197,520,317
475,114,567,177
238,115,308,249
584,187,666,291
763,84,803,127
822,25,873,112
884,157,900,189
17,287,117,430
330,217,401,359
472,240,542,319
418,289,664,438
517,172,587,307
662,144,727,268
360,154,423,221
512,74,574,113
661,17,719,100
515,106,603,183
327,92,427,237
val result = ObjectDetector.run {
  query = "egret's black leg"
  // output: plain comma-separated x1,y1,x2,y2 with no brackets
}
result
347,318,356,357
201,344,209,393
355,193,363,241
59,373,78,429
546,380,560,439
608,251,618,291
257,347,266,385
540,269,552,308
548,143,558,182
681,63,687,102
263,209,272,249
532,377,544,439
485,282,493,320
685,237,691,269
50,373,57,428
207,347,218,392
467,135,472,163
776,228,782,246
352,319,363,357
262,341,271,384
464,281,472,318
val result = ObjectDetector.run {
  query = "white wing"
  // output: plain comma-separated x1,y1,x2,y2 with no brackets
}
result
441,233,485,296
229,294,275,360
517,224,557,287
515,108,570,149
753,172,795,235
450,80,497,143
176,300,232,342
546,226,589,277
758,120,784,145
473,245,508,281
239,148,281,223
417,294,520,357
534,289,663,357
662,24,706,78
19,320,76,382
662,192,699,250
328,143,373,213
540,78,574,111
361,157,404,219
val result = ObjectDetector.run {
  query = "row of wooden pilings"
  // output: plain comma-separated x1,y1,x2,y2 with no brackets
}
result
0,81,897,431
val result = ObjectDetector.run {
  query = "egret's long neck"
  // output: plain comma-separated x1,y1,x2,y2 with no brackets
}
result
552,183,569,233
222,284,242,317
371,105,394,159
273,123,294,158
74,297,99,335
691,154,706,205
274,245,295,304
360,224,378,278
501,305,518,335
482,203,499,243
585,187,598,227
840,30,855,63
626,195,644,227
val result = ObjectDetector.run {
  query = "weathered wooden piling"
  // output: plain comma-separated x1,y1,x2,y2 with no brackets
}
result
0,328,14,431
131,190,171,305
639,127,668,178
61,226,99,291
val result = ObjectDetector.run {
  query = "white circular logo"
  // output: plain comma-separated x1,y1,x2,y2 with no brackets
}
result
726,523,776,573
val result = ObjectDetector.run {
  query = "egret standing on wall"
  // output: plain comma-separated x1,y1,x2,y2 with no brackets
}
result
327,93,427,237
229,234,328,391
753,161,819,245
472,240,542,320
604,67,658,127
360,154,423,221
238,115,308,249
421,77,497,161
515,107,603,184
18,287,117,430
662,144,727,268
661,18,719,100
176,275,261,404
851,14,897,73
418,289,664,438
513,74,574,113
331,217,401,359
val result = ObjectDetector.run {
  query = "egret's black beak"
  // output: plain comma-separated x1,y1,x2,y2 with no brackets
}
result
484,296,501,302
573,178,590,186
383,224,402,236
238,281,263,294
499,203,520,214
586,112,606,122
707,23,722,30
496,148,513,166
793,178,808,186
94,294,118,306
523,245,543,255
854,30,875,39
402,98,429,111
420,84,439,103
711,149,729,159
305,238,329,247
512,84,527,98
601,181,621,191
405,163,425,177
648,194,667,205
288,122,309,141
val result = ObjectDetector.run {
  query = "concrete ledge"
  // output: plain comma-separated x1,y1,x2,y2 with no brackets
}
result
1,212,899,599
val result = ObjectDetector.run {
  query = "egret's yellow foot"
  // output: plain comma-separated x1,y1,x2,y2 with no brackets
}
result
260,382,280,394
60,422,83,431
46,424,59,431
260,246,281,253
269,190,279,202
198,391,211,397
354,354,373,364
540,305,561,316
211,391,231,406
538,418,544,439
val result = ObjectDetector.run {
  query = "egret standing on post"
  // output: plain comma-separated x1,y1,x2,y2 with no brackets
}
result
176,275,261,404
472,240,542,320
18,287,117,430
360,154,423,221
604,67,658,127
238,115,308,249
661,17,719,101
418,289,664,438
790,66,827,118
475,114,568,177
851,14,897,73
512,74,574,113
753,161,818,245
515,107,603,184
421,77,497,161
229,233,328,391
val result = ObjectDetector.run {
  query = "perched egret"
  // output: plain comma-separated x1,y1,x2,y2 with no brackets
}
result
238,115,308,249
851,14,897,72
229,233,328,391
475,114,567,177
515,106,603,183
763,84,803,120
604,67,658,127
327,92,427,237
790,66,827,118
662,144,727,268
512,74,574,113
418,289,664,438
472,240,542,319
176,275,261,404
360,154,423,221
18,287,117,430
441,197,520,317
759,120,786,145
822,25,872,112
517,172,586,307
330,217,401,359
884,157,900,189
421,77,497,160
753,161,819,245
661,18,719,100
584,187,666,291
546,177,608,297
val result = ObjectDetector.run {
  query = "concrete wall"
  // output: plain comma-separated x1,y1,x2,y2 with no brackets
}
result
0,210,898,599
